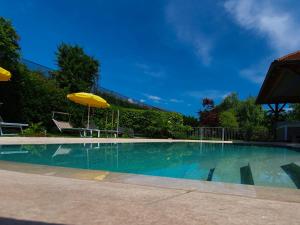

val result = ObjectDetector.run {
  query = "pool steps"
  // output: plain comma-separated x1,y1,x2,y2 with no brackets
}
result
281,163,300,188
240,164,254,185
206,168,215,181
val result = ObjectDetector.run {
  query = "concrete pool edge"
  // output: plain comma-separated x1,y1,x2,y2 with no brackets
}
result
0,137,232,145
0,160,299,204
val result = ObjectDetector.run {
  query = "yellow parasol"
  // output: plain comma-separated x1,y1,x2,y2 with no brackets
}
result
0,67,11,81
67,92,110,128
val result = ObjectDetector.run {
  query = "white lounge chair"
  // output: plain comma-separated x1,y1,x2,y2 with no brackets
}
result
0,115,28,136
52,111,100,137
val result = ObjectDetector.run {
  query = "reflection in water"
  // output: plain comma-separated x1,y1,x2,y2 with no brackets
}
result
0,142,300,189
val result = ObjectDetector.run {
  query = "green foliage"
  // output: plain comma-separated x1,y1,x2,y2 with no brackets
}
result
117,108,190,138
19,69,69,127
0,17,23,122
288,104,300,121
236,97,265,129
53,43,99,92
183,115,199,127
218,93,240,112
0,17,20,67
219,110,238,128
216,95,271,140
23,122,46,137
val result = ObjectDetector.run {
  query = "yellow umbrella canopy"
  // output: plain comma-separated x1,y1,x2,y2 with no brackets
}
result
67,92,110,128
67,92,110,108
0,67,11,81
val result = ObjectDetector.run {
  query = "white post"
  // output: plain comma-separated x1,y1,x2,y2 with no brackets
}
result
222,128,225,142
116,109,120,137
200,127,203,141
87,105,90,129
111,110,114,129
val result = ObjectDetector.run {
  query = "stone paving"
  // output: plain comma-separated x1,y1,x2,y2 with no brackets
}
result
0,137,300,224
0,169,299,225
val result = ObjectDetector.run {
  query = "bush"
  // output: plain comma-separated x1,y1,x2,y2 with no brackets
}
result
219,111,238,128
23,122,46,137
117,108,190,138
20,69,70,128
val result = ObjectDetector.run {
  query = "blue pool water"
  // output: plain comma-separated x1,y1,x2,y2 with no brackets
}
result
0,142,300,189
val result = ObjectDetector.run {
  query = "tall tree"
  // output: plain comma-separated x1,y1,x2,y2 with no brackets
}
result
218,93,239,112
53,43,100,92
0,17,20,68
198,98,219,127
0,17,23,121
236,97,265,129
219,110,238,128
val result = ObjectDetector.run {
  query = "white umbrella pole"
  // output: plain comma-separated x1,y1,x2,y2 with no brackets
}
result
116,109,120,137
87,105,90,129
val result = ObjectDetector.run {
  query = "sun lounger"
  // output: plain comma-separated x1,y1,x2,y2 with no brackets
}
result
0,115,28,136
52,111,100,137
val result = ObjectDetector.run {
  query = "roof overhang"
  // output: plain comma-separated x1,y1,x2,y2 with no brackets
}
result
256,51,300,105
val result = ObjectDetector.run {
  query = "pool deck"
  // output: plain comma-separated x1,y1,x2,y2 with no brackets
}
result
0,137,300,224
0,136,232,145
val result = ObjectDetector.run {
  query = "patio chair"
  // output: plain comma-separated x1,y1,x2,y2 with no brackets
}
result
0,115,28,136
52,111,99,137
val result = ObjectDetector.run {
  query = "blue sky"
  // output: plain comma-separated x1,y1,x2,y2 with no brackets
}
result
1,0,300,116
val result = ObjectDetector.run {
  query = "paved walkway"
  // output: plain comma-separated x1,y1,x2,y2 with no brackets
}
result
0,169,300,225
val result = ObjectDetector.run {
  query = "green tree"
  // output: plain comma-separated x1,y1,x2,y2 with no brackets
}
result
0,17,20,67
53,43,99,92
20,70,69,127
219,110,238,128
218,93,240,112
182,115,199,127
0,17,23,122
236,97,265,128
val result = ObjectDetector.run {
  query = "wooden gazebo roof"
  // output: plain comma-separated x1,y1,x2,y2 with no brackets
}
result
256,51,300,104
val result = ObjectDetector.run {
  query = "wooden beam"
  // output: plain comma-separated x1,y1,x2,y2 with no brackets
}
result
267,104,275,113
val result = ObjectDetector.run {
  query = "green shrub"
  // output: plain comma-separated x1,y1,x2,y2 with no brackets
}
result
23,122,46,137
219,110,239,128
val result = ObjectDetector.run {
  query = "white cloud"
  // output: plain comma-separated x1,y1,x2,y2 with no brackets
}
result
135,63,165,78
187,90,230,100
165,1,213,65
140,99,145,103
144,94,184,104
144,94,162,103
240,67,265,84
224,0,300,55
128,98,134,104
170,98,183,103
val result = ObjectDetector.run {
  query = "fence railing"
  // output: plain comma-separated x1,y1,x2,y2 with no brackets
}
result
98,87,167,111
22,59,166,111
187,127,273,142
187,127,238,141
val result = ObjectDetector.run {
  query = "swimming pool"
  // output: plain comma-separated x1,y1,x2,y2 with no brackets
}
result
0,142,300,189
